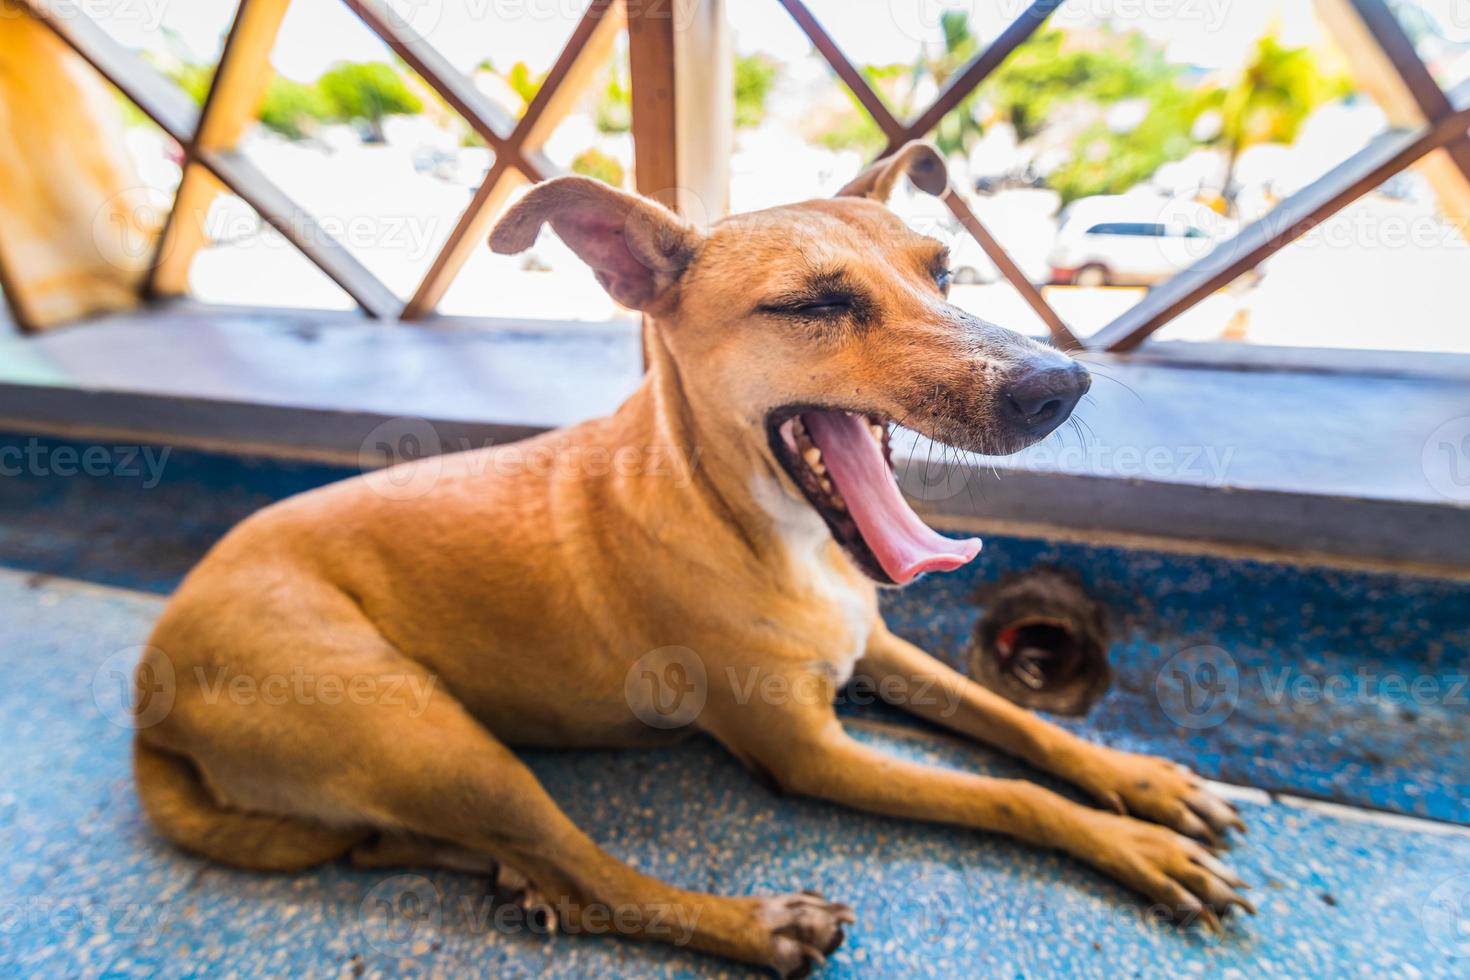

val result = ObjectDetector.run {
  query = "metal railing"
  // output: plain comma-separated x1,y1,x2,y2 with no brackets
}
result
9,0,1470,354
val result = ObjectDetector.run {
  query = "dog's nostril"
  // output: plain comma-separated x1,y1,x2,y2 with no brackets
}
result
1003,363,1088,436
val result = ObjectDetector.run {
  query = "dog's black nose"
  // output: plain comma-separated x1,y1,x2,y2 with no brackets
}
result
1002,361,1090,437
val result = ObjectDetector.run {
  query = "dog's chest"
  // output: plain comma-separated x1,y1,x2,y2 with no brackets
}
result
751,476,874,682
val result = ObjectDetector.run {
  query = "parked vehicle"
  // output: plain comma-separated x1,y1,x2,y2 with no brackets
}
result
1048,195,1232,287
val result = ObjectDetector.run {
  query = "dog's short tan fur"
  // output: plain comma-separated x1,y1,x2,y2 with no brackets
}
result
135,144,1250,976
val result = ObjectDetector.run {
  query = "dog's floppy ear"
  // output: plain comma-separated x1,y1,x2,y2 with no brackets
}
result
490,176,703,311
837,140,949,202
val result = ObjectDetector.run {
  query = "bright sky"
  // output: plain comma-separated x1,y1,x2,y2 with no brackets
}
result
95,0,1443,82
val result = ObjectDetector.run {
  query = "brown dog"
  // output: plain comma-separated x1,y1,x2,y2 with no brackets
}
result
133,142,1250,976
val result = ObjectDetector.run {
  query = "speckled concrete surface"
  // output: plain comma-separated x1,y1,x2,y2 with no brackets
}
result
3,569,1469,978
879,537,1470,824
1,432,1465,823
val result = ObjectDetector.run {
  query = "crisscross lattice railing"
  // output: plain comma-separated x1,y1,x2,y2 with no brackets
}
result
777,0,1470,352
11,0,1470,354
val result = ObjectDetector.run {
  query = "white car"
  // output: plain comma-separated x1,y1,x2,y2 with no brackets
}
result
1048,195,1232,287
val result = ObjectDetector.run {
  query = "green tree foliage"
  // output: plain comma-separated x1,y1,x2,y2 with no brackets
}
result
1214,33,1351,198
258,76,331,140
808,12,1349,206
317,62,423,142
734,54,778,129
571,147,625,187
808,63,904,157
505,61,545,109
597,62,632,134
170,62,215,106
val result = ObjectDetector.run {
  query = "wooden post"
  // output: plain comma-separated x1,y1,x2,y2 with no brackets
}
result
1315,0,1470,238
626,0,729,363
0,1,158,331
627,0,730,220
149,0,292,298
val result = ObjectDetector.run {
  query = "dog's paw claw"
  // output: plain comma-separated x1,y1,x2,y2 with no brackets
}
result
1085,749,1247,845
1086,814,1253,932
762,891,850,977
492,861,557,933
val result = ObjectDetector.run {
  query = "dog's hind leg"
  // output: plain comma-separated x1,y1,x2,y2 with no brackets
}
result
149,650,850,978
321,691,851,976
133,739,371,872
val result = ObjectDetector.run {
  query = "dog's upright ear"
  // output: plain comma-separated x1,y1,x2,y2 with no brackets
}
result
837,140,949,203
490,176,703,312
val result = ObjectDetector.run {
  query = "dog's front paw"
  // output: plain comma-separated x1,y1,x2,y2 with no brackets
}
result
1081,747,1246,846
1081,812,1254,933
758,891,854,978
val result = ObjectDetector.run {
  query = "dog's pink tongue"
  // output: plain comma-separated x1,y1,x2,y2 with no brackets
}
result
803,411,981,585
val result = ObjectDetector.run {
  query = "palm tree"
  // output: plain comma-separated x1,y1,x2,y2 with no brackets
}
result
1213,34,1350,208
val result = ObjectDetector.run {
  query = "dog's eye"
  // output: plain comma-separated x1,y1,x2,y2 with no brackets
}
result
760,295,853,318
934,268,953,292
793,299,851,317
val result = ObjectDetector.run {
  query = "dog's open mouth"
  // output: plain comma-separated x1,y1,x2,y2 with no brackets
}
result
768,407,982,586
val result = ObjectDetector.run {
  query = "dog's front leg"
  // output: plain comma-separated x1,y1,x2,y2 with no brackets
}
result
856,627,1245,846
704,694,1251,930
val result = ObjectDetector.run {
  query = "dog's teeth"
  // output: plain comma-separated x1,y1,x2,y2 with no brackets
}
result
869,422,885,441
803,446,822,468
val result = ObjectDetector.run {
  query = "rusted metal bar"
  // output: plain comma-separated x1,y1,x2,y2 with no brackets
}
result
774,0,1075,347
1346,0,1470,184
899,0,1065,150
943,190,1081,350
149,0,292,299
201,148,402,318
776,0,908,144
340,0,557,183
20,0,401,319
402,159,522,320
399,0,622,319
1088,85,1470,352
18,0,197,138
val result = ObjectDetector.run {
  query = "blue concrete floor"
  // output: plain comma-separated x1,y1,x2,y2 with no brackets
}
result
2,431,1466,823
1,434,1468,975
3,568,1470,976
